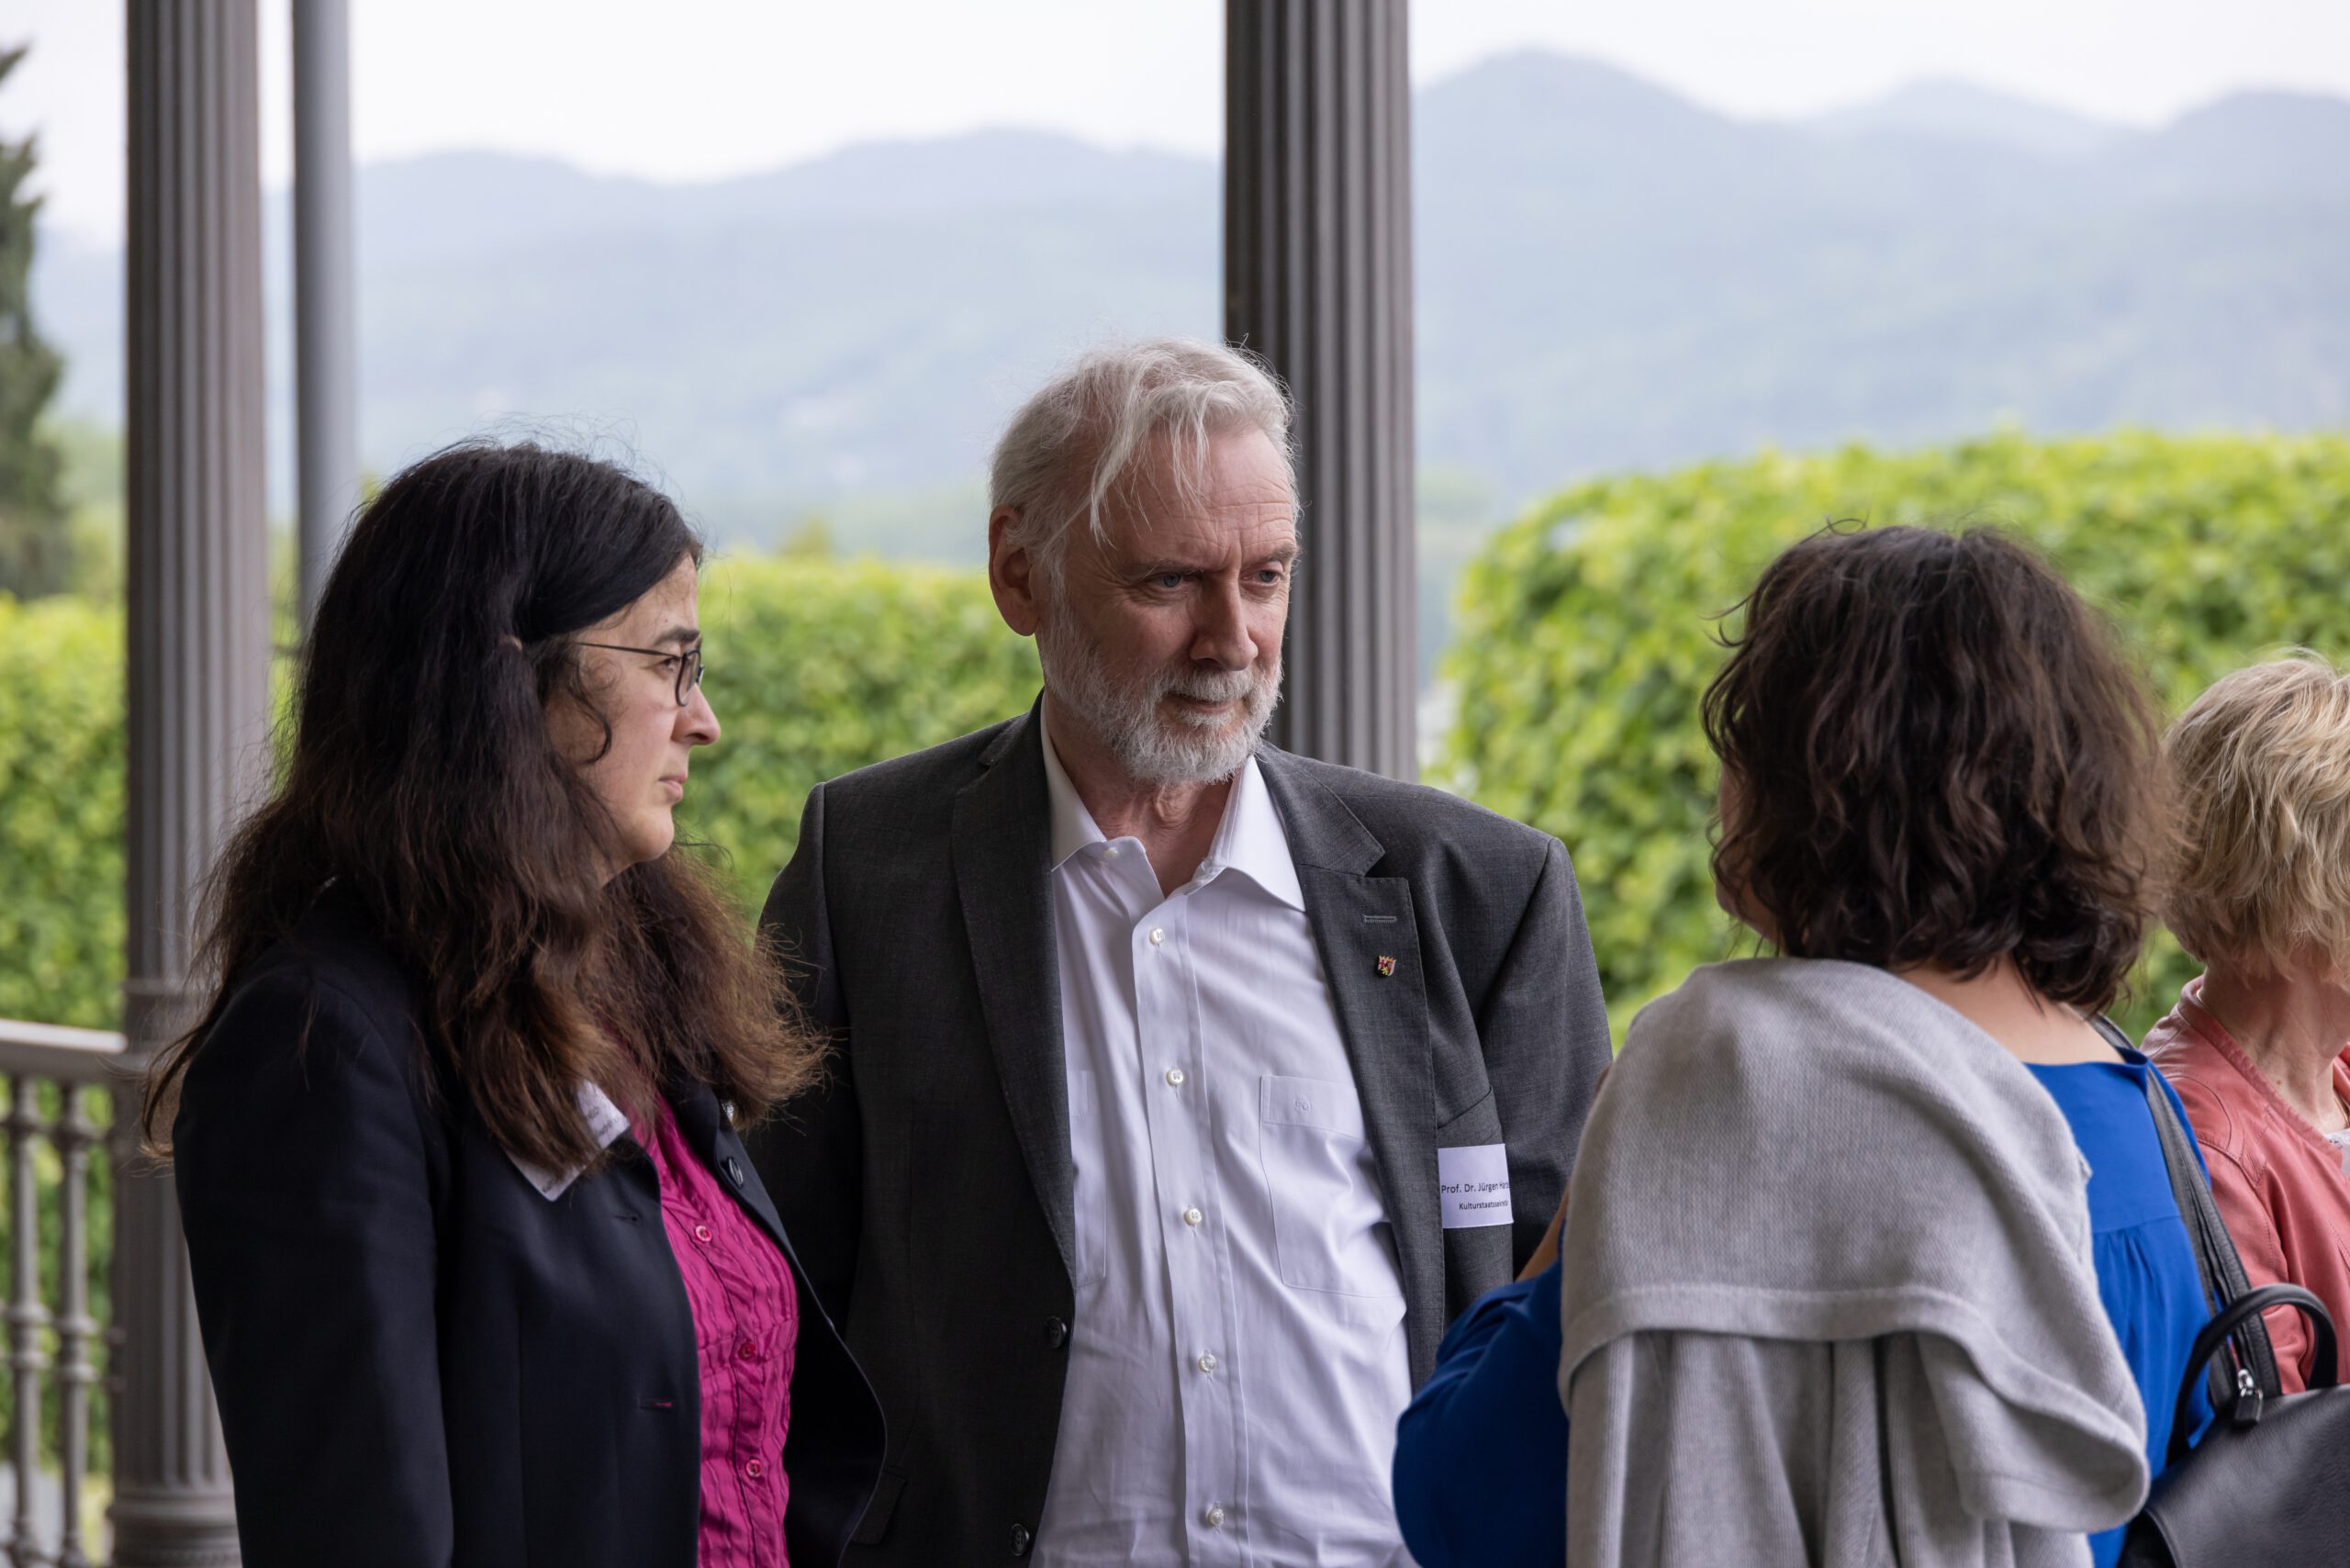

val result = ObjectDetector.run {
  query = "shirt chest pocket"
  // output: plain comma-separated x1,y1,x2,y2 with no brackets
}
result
1256,1074,1404,1299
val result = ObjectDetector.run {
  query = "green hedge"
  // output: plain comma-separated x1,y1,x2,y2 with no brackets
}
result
1442,428,2350,1043
686,555,1042,907
0,558,1040,1031
0,594,123,1029
15,436,2350,1047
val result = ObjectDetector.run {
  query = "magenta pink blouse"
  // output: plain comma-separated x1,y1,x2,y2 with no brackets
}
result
646,1100,800,1567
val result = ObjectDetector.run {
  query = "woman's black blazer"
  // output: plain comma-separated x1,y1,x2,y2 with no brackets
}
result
173,889,886,1568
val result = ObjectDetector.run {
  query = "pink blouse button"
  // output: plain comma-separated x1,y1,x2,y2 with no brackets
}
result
646,1098,798,1562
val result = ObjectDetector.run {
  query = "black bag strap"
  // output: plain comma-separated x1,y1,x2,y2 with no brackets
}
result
2166,1282,2338,1464
2155,1075,2281,1387
2096,1017,2283,1442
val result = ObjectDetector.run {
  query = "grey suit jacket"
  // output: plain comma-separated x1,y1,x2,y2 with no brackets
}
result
746,704,1611,1563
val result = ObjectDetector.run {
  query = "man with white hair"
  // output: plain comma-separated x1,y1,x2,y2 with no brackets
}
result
748,339,1611,1566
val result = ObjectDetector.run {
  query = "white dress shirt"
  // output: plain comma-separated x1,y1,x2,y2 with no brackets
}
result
1033,712,1415,1568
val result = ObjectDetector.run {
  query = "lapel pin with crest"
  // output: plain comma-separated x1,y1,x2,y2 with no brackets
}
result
1375,956,1398,978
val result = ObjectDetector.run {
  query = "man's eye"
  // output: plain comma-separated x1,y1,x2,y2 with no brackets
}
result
657,655,682,672
1153,573,1186,590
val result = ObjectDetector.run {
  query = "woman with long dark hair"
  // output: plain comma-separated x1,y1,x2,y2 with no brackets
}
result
146,442,883,1568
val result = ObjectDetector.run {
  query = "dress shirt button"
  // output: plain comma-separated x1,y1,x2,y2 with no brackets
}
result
1204,1505,1226,1529
1147,927,1165,946
1045,1316,1069,1349
744,1458,765,1480
1196,1351,1218,1374
737,1338,758,1361
1102,846,1120,860
1183,1205,1203,1227
692,1224,712,1245
1164,1067,1185,1087
1009,1522,1035,1556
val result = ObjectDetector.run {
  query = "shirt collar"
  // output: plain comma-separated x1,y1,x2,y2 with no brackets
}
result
1038,704,1111,868
1036,705,1306,912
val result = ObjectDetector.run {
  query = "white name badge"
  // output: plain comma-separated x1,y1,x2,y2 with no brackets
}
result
509,1081,632,1201
1438,1143,1513,1229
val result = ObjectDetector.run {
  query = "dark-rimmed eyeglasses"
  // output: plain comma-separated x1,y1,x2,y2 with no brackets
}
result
576,642,706,706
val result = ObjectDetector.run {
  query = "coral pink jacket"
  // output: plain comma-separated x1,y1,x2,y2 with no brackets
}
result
2147,980,2350,1392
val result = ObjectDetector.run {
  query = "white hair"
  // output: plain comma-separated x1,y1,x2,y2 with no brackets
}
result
989,337,1295,590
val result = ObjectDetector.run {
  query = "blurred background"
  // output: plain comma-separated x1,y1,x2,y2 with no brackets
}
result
11,2,2347,668
0,2,2345,1549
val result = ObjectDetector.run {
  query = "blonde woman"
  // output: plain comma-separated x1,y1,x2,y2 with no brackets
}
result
2148,654,2350,1391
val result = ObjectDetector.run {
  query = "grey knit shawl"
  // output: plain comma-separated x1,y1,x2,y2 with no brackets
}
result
1559,958,2150,1568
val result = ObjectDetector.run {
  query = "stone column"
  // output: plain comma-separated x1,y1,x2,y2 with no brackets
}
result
120,0,269,1561
1225,0,1418,778
294,0,360,628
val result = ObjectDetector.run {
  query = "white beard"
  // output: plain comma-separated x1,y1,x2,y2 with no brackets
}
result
1037,609,1281,787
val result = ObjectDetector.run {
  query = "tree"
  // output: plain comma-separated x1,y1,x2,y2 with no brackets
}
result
0,43,69,599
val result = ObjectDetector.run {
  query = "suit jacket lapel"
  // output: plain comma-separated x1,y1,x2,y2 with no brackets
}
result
950,707,1078,1282
1257,748,1445,1379
668,1080,824,1319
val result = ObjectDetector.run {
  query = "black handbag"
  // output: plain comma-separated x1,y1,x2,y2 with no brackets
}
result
2114,1041,2350,1565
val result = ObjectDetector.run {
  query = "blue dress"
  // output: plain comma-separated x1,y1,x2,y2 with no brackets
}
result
1392,1047,2212,1568
2025,1049,2214,1568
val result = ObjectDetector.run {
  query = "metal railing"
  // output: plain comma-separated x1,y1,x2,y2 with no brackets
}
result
0,1021,127,1568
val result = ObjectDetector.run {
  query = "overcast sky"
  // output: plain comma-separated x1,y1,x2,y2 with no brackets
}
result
6,0,2348,244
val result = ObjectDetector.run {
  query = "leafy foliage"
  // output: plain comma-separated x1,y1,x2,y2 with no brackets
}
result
1,557,1039,1030
684,555,1041,908
1442,429,2350,1044
0,45,70,598
0,593,122,1028
16,433,2348,1047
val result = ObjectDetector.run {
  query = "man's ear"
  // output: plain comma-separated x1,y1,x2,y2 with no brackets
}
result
989,506,1042,637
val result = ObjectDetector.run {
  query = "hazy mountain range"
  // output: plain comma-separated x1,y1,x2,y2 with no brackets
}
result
34,50,2350,576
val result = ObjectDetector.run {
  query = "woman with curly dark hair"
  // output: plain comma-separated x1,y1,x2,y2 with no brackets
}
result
1397,525,2203,1568
145,443,883,1568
